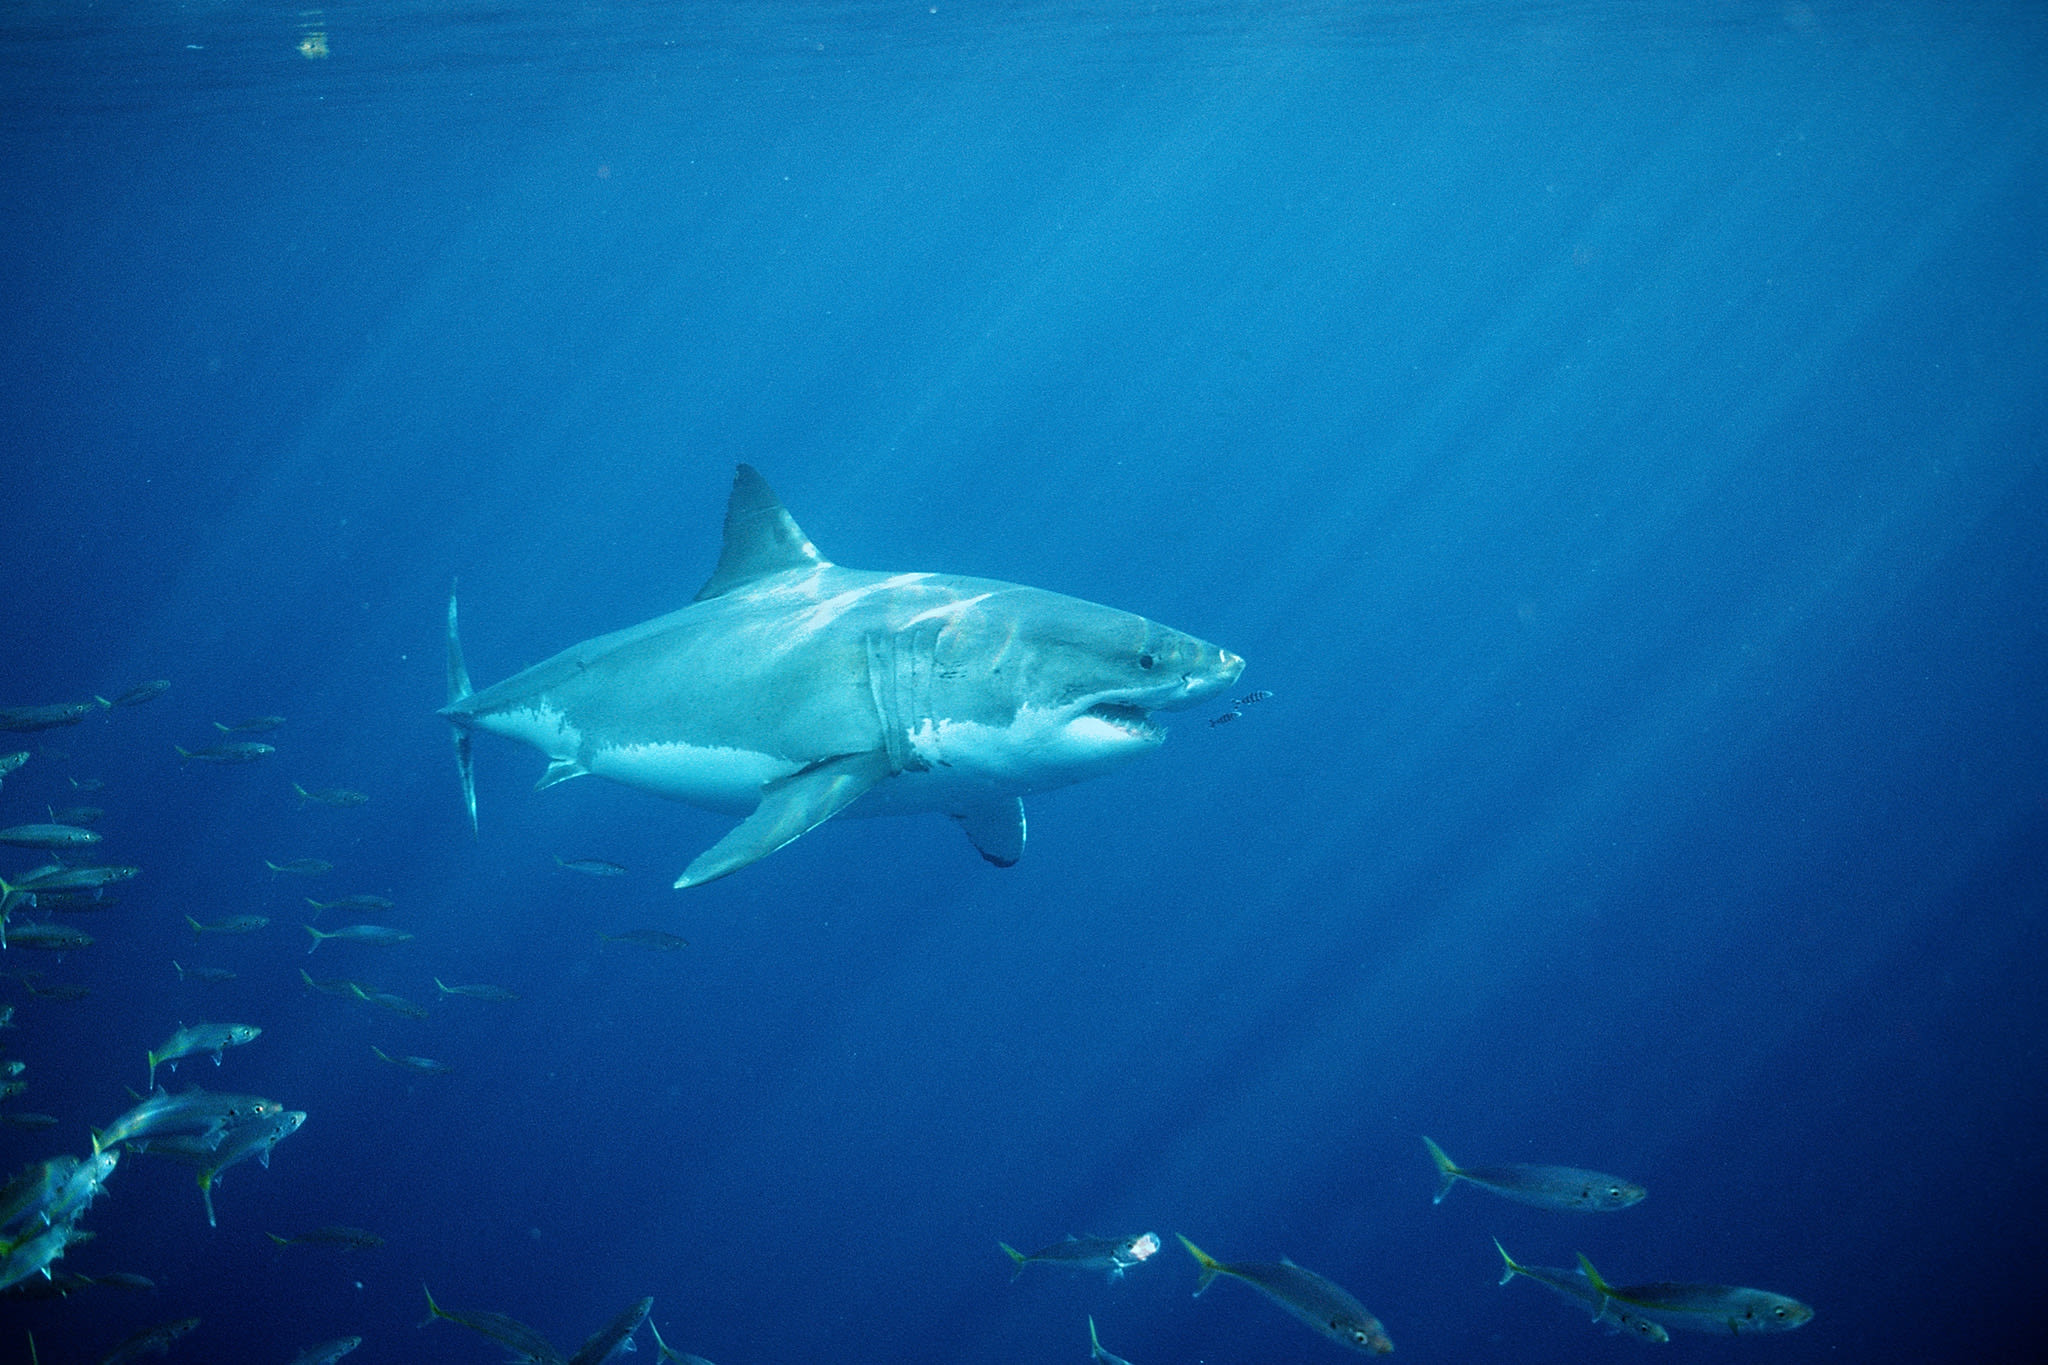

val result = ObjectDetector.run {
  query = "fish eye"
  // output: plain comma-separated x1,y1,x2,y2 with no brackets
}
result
1137,653,1155,670
1772,1307,1787,1319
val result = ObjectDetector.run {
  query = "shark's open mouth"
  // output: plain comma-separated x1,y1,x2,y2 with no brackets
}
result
1086,701,1163,740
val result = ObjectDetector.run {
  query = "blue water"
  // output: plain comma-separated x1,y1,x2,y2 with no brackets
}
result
3,2,2043,1361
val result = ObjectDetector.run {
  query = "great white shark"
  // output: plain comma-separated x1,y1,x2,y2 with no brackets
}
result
441,465,1244,888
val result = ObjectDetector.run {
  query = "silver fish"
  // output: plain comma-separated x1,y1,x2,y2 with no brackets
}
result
1423,1135,1645,1211
1180,1235,1392,1355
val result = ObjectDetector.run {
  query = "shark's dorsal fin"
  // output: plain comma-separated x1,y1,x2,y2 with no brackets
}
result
694,464,828,602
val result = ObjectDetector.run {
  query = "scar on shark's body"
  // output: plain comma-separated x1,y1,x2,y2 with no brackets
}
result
441,465,1244,888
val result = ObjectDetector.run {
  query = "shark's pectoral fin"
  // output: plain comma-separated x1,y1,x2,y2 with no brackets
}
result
674,751,893,889
536,757,589,791
952,798,1025,867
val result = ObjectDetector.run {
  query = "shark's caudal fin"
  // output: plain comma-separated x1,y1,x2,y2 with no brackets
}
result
692,464,828,602
445,587,477,835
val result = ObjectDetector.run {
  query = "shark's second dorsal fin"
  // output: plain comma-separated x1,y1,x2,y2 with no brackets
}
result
694,464,828,601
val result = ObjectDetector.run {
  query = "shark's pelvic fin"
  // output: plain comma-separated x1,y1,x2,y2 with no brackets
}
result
537,758,589,791
952,798,1025,867
445,587,477,835
673,751,892,889
693,464,828,602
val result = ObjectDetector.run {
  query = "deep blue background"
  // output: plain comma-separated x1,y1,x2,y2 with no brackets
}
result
3,3,2043,1362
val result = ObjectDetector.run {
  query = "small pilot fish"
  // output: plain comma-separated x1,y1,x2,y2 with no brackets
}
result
196,1110,306,1226
10,864,136,895
349,982,430,1020
435,977,521,1002
1578,1254,1814,1335
0,1220,94,1292
214,715,286,733
647,1321,713,1365
0,822,101,849
1179,1235,1393,1355
22,978,92,999
148,1022,262,1089
373,1045,453,1074
1423,1135,1645,1211
176,740,275,764
293,782,369,808
1236,689,1274,706
1088,1316,1135,1365
41,1148,119,1226
102,680,171,708
1209,709,1241,726
267,1224,384,1251
267,857,334,876
1001,1232,1161,1280
1494,1239,1668,1344
98,1317,201,1365
96,1085,285,1150
6,923,94,951
286,1339,363,1365
422,1284,563,1364
298,969,359,997
568,1295,653,1365
92,1271,158,1292
0,1155,79,1229
556,855,627,876
187,914,271,937
306,893,395,914
598,929,688,950
304,923,414,953
0,702,94,732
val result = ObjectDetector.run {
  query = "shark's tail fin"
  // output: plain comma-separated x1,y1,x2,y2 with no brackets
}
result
445,585,477,835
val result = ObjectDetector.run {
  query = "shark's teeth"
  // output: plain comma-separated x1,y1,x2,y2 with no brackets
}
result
1086,702,1161,740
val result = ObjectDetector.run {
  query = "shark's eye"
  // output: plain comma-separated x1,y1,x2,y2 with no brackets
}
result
1137,653,1155,670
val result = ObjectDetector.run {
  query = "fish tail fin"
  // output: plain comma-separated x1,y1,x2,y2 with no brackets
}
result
421,1283,449,1329
303,924,324,953
291,782,311,807
1575,1252,1616,1312
184,915,203,939
1493,1237,1525,1287
197,1170,217,1228
266,1232,291,1246
445,587,478,837
145,1052,158,1090
1088,1316,1103,1354
1177,1234,1221,1296
1422,1135,1460,1204
174,746,191,764
999,1242,1027,1279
